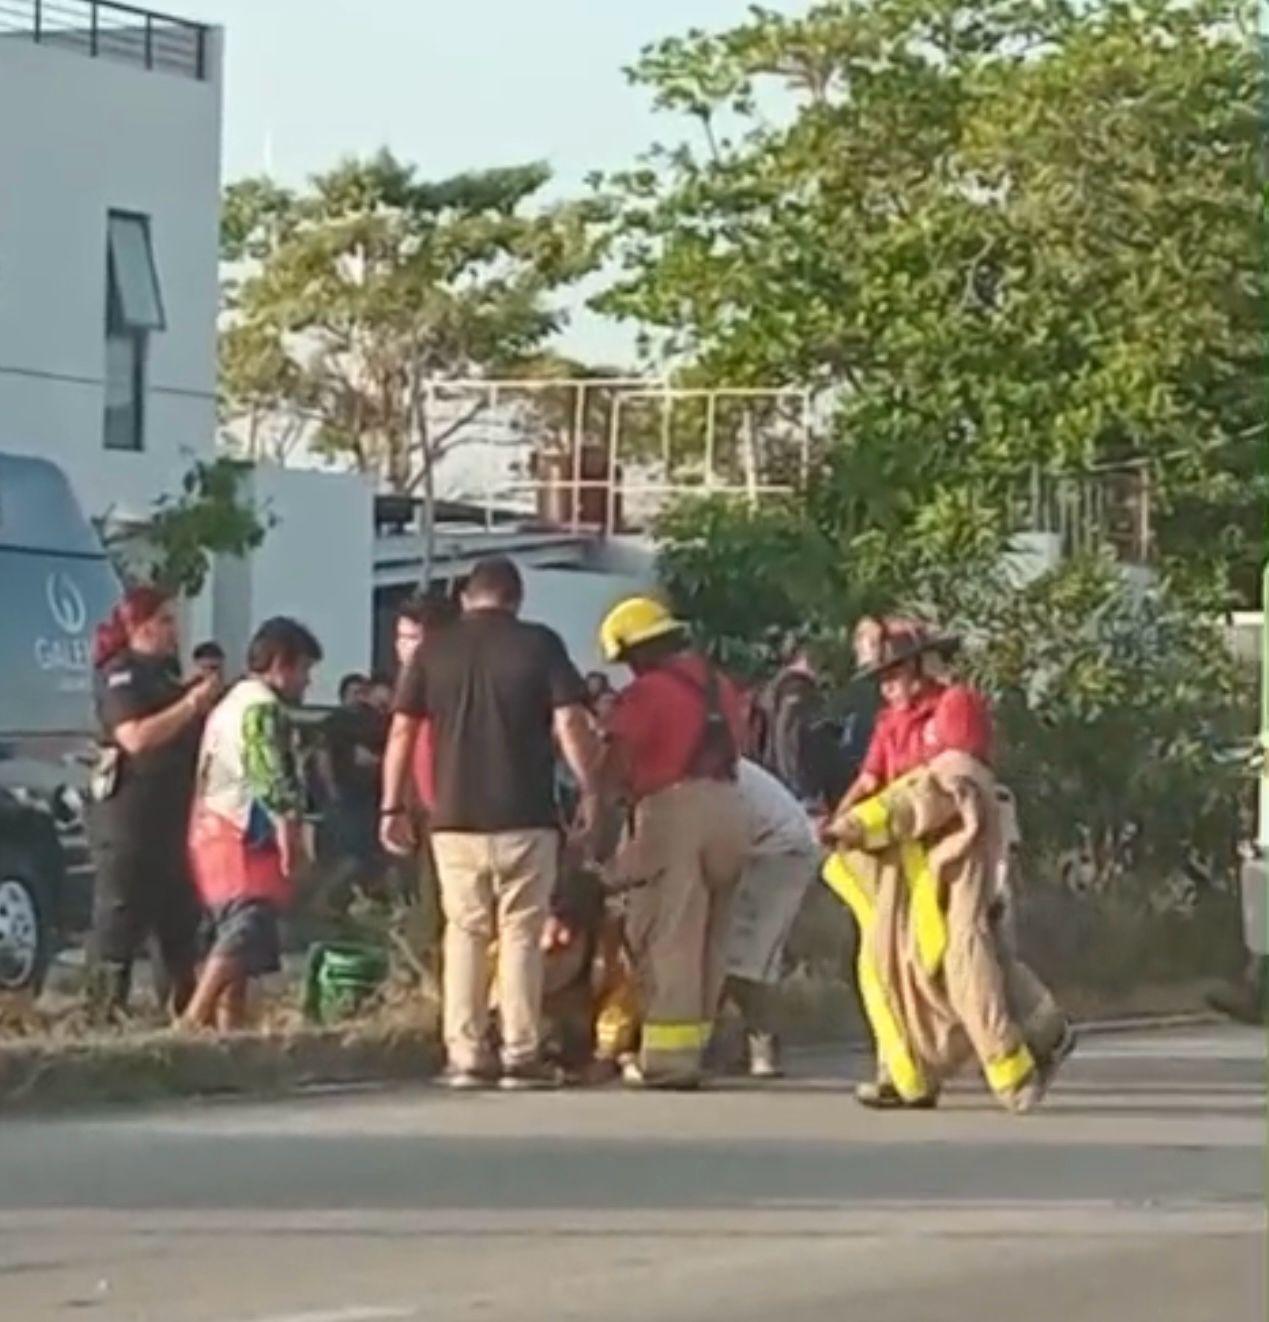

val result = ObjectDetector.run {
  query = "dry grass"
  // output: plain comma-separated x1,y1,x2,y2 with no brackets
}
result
0,943,443,1113
0,877,1242,1110
0,1000,442,1113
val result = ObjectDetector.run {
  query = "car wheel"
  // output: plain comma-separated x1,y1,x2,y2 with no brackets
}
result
0,850,52,995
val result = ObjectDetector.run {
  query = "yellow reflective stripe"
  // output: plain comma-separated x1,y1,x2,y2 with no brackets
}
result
822,855,928,1102
850,794,892,850
984,1043,1036,1095
643,1021,708,1052
822,853,874,925
855,951,929,1101
899,841,948,976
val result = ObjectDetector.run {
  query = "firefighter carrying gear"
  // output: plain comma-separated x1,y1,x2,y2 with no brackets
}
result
823,750,1044,1113
599,597,684,663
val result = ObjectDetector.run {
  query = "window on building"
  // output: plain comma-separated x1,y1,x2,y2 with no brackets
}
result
103,212,165,452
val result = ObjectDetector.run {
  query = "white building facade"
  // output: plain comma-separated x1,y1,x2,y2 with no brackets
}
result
0,9,381,699
0,3,223,522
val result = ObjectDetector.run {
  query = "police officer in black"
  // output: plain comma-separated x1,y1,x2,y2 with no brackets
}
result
89,586,222,1018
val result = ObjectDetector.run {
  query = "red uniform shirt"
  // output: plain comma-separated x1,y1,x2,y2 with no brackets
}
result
861,681,994,786
608,654,746,801
933,684,994,766
861,683,946,786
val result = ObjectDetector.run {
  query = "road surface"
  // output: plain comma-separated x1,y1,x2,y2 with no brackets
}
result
0,1026,1263,1322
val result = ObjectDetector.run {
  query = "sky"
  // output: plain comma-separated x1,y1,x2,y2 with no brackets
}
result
167,0,798,364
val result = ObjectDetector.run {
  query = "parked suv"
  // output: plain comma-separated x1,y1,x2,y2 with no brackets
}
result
0,454,120,992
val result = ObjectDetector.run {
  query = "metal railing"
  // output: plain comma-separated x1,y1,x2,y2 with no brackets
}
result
0,0,209,81
1011,458,1154,565
417,379,815,537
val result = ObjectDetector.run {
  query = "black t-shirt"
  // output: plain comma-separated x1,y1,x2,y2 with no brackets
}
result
394,609,586,832
323,703,386,806
93,649,201,840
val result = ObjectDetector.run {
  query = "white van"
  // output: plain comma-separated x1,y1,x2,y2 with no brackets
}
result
0,454,121,992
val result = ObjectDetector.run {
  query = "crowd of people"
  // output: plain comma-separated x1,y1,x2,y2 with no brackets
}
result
82,553,1075,1107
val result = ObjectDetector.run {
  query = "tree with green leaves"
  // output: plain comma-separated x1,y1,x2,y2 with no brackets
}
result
102,458,271,598
599,0,1264,616
219,152,608,506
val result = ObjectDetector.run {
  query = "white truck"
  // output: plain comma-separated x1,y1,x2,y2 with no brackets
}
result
0,454,121,993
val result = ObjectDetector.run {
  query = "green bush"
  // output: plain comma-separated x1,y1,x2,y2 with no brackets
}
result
657,493,1255,904
951,555,1254,893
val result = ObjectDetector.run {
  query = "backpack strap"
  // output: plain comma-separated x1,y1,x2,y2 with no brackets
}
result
657,659,738,781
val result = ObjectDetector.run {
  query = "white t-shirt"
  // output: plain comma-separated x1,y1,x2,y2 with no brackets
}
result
737,759,818,857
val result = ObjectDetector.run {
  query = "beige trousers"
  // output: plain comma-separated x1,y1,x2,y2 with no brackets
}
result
828,754,1039,1105
613,779,748,1083
431,829,559,1072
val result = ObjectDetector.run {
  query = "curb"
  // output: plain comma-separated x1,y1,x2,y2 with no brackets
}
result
0,1025,442,1114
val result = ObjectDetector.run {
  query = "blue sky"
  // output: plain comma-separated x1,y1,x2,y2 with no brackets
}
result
171,0,798,363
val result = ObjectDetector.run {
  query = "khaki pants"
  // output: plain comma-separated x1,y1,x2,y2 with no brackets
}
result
431,829,559,1072
614,779,748,1083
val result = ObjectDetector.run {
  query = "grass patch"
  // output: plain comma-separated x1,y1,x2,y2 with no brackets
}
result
0,1010,441,1113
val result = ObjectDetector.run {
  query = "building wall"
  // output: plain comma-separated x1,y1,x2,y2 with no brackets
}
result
521,565,656,680
0,31,224,522
214,467,375,706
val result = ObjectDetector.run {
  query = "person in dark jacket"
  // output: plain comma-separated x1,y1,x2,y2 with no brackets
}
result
756,638,861,809
833,616,886,796
758,642,821,801
88,586,223,1018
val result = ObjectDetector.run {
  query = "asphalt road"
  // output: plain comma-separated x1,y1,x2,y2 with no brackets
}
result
0,1026,1263,1322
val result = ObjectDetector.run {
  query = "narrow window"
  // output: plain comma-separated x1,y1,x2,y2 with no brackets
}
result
103,212,165,451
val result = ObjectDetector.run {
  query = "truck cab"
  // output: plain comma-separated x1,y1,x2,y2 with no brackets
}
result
0,454,121,992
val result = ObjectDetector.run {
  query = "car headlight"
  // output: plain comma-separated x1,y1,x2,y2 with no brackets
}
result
50,785,84,830
4,784,84,831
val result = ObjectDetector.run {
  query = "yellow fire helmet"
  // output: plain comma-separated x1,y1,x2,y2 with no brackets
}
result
598,596,684,663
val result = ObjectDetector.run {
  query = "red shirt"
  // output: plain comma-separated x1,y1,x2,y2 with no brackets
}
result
861,682,946,785
412,718,436,812
861,681,994,786
608,654,746,801
933,684,994,766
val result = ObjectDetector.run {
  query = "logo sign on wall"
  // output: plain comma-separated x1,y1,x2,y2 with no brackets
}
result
46,571,88,636
36,570,92,676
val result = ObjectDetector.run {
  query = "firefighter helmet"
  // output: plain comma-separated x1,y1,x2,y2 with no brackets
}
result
599,596,684,663
855,617,961,680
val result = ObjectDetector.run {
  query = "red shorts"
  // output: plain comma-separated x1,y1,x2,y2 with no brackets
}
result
189,807,293,911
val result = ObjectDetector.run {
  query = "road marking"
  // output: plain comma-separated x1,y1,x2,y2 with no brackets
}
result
1075,1033,1267,1062
230,1308,414,1322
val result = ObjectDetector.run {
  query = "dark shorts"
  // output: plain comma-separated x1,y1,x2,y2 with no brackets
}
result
206,899,282,979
